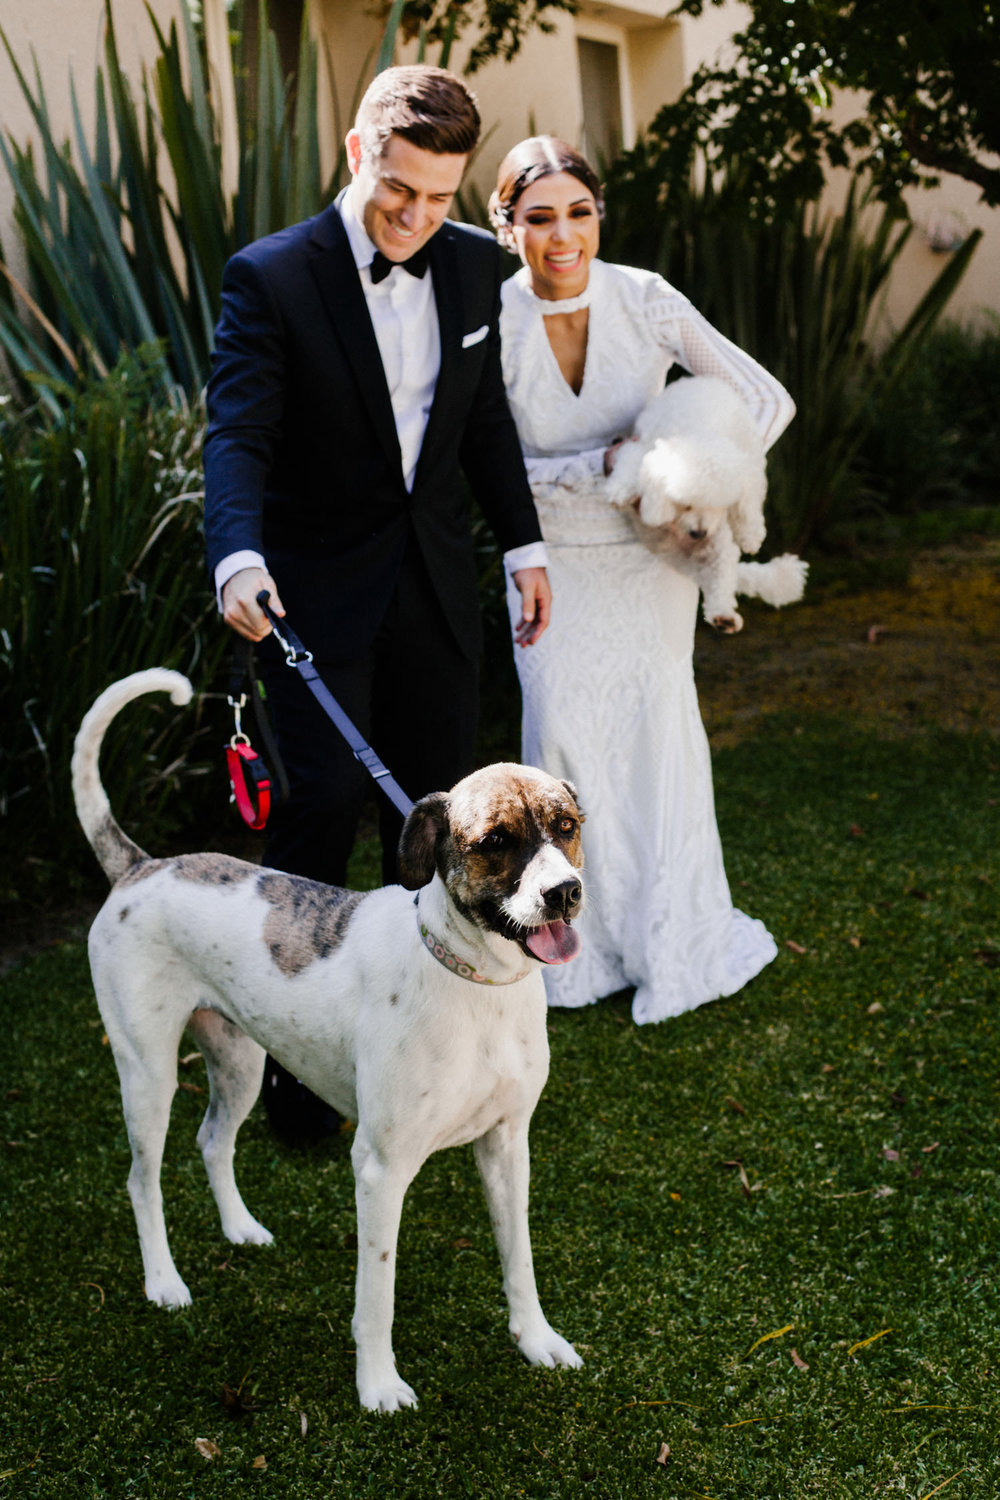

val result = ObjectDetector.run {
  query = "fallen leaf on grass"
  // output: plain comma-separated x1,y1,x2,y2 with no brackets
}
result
873,1185,895,1198
922,1141,941,1154
882,1148,900,1161
785,940,807,954
821,1063,836,1073
722,1160,751,1194
744,1323,794,1358
194,1438,221,1461
889,1091,906,1107
790,1348,809,1370
726,1095,747,1116
848,936,862,948
252,1455,266,1470
905,888,930,901
655,1443,670,1465
221,1373,262,1418
849,824,866,838
865,624,886,644
300,1411,308,1438
179,1051,202,1067
916,1468,968,1499
177,1081,205,1095
452,1238,474,1251
847,1327,893,1357
867,1002,885,1015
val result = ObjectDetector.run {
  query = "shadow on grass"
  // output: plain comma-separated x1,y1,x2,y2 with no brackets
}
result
3,720,998,1496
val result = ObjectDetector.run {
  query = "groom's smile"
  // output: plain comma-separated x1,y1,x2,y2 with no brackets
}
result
345,130,467,264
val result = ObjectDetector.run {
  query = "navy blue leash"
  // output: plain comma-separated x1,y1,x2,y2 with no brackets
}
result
255,590,415,819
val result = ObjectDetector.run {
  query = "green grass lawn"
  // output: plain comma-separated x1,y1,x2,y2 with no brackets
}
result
3,721,998,1499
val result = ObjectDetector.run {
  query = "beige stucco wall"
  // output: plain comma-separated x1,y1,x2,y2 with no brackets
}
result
0,0,994,340
0,0,183,279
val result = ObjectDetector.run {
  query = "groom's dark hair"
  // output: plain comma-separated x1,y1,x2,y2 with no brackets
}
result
355,65,481,160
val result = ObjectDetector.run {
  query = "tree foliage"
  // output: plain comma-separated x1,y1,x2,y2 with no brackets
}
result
650,0,1000,212
398,0,575,72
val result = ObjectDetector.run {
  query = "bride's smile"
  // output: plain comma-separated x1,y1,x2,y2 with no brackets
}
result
510,172,600,301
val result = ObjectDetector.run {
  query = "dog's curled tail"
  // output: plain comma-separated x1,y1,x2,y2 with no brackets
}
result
71,669,193,885
735,553,808,608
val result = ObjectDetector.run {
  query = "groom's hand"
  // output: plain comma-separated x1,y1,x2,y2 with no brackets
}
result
222,566,286,642
512,566,551,647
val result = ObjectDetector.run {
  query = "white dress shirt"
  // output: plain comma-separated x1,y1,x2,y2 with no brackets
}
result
215,191,546,603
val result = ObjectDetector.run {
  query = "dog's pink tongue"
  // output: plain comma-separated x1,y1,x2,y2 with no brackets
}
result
525,921,581,965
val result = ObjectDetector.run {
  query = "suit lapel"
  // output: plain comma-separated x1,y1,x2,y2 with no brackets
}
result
306,199,402,475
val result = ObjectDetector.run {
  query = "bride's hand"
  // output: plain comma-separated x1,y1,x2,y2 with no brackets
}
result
603,437,633,475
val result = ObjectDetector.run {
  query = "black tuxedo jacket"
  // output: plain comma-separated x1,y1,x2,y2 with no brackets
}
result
203,197,541,662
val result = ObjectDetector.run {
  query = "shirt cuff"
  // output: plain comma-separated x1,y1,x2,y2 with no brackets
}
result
503,541,549,575
215,550,266,611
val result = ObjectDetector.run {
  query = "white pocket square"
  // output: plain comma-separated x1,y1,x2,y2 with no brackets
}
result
462,324,489,349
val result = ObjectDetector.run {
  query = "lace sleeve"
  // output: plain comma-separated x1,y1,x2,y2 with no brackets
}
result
646,285,795,451
523,447,608,500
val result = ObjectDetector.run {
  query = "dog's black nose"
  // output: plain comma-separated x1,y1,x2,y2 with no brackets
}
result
544,878,582,918
688,527,707,541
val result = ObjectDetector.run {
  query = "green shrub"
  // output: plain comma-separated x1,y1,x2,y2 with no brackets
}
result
854,316,1000,518
0,354,231,903
0,0,343,403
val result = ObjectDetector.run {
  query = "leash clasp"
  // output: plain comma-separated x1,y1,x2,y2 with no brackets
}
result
256,589,313,667
227,690,250,746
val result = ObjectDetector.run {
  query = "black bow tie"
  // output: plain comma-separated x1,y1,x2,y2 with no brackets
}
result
369,245,430,285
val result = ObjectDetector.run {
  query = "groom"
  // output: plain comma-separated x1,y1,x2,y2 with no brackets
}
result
203,65,549,1140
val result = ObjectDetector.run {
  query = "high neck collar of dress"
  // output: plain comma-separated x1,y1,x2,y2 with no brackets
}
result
512,264,595,317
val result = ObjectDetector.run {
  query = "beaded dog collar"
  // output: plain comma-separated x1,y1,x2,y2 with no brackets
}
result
416,907,529,987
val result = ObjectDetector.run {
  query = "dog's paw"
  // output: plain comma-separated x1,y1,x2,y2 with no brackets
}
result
513,1321,584,1370
223,1211,273,1247
709,612,743,634
357,1372,419,1414
146,1271,192,1309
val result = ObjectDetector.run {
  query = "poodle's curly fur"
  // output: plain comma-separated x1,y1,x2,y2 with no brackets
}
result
606,375,806,633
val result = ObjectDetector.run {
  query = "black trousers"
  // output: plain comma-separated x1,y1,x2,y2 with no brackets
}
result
257,550,478,888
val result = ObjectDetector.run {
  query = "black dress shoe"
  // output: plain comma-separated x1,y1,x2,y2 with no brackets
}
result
262,1054,343,1145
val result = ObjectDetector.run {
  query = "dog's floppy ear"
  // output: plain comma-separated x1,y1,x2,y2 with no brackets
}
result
397,792,451,890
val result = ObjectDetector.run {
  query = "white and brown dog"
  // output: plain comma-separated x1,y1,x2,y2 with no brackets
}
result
72,669,585,1413
606,374,807,633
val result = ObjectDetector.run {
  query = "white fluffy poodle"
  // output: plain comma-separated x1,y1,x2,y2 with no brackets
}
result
606,374,807,633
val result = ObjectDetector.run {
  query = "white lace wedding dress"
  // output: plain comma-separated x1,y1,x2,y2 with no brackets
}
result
500,258,795,1024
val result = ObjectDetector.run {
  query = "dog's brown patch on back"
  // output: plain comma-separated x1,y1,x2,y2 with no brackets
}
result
115,852,257,890
173,853,256,886
115,856,161,888
256,873,365,978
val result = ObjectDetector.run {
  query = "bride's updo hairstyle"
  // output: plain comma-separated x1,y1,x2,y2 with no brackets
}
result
489,136,604,251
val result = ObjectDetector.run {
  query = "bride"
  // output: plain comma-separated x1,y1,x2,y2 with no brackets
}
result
490,136,796,1026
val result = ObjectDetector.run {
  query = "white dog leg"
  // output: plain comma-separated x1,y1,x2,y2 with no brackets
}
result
187,1009,273,1247
351,1131,418,1413
474,1123,582,1371
117,1056,192,1308
699,533,744,633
